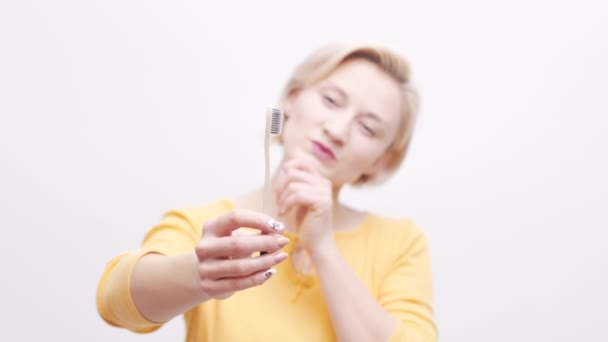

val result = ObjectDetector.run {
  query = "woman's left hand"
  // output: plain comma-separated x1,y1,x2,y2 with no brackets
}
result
275,157,335,254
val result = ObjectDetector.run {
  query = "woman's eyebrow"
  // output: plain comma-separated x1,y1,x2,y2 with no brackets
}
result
322,82,348,99
363,112,384,123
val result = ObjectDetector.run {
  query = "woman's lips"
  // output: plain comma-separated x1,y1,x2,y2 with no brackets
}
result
311,140,336,161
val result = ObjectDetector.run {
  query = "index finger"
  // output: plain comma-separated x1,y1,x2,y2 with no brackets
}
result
203,210,285,237
283,155,322,176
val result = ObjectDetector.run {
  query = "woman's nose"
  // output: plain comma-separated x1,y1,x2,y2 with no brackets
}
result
322,116,350,146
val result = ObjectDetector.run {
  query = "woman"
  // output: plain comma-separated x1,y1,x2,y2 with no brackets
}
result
97,43,437,342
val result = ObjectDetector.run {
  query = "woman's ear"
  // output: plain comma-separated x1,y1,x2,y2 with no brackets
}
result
281,88,302,120
275,92,295,144
281,97,293,121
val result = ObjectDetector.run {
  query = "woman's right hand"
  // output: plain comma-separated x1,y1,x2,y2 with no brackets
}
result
194,210,290,300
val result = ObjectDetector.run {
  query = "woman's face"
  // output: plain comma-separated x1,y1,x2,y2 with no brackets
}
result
281,58,403,186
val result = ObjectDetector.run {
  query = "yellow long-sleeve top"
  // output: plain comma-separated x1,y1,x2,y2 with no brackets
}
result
97,199,437,341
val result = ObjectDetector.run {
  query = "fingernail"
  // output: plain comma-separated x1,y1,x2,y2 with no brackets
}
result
263,269,277,279
274,252,288,263
277,236,289,247
268,219,285,232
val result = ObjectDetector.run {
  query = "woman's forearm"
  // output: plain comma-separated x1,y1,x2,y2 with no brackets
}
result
311,240,397,342
130,252,208,323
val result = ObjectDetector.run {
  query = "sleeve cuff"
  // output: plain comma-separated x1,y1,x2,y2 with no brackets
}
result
96,249,167,333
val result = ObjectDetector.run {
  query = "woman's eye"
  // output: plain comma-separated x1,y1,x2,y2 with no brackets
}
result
360,123,376,136
322,94,337,106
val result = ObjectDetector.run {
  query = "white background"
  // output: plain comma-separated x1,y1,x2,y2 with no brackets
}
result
1,1,607,341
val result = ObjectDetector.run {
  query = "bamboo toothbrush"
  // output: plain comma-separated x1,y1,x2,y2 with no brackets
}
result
261,105,284,255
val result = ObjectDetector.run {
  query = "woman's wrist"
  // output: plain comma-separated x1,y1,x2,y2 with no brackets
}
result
130,251,209,323
307,234,339,264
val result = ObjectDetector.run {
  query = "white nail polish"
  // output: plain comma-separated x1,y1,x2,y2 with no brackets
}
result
268,219,284,231
263,269,277,279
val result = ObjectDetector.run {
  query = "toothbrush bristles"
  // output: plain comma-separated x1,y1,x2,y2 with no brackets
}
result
270,108,283,134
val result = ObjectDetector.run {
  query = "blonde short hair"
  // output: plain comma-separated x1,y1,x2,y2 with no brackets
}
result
279,43,419,186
